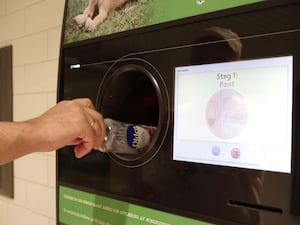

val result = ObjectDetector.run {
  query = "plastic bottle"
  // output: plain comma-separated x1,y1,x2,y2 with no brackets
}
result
98,118,157,154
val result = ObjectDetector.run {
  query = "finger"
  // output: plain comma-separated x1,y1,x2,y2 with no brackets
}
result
70,98,105,157
84,108,106,148
95,114,106,148
74,143,93,158
91,117,106,149
71,138,84,146
73,123,97,158
73,98,96,110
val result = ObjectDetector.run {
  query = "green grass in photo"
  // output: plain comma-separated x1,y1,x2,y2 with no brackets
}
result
64,0,156,44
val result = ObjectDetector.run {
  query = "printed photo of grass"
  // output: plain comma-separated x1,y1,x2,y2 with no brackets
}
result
64,0,156,44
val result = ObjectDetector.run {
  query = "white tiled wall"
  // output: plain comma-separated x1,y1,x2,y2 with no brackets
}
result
0,0,65,224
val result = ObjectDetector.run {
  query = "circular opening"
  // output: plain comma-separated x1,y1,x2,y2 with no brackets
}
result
97,59,169,167
101,67,159,126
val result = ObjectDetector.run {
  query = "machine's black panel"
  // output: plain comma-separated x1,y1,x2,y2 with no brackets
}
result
58,1,300,224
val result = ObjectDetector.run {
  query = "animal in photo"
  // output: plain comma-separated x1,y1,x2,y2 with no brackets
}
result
74,0,135,32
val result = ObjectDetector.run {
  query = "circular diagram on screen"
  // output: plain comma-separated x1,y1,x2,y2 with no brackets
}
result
206,89,248,139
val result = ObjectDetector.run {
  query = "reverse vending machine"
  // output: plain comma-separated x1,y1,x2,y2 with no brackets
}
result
57,0,300,224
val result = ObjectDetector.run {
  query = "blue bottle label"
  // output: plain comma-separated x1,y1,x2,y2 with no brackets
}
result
127,125,139,148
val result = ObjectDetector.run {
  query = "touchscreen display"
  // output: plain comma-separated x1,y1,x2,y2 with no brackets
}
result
173,56,293,173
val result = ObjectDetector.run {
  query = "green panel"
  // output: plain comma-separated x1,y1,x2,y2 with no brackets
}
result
64,0,264,43
59,186,214,225
153,0,264,23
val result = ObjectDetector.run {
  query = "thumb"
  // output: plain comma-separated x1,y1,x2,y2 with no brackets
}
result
74,143,94,158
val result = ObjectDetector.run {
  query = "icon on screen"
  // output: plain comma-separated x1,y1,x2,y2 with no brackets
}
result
212,146,221,156
231,148,241,159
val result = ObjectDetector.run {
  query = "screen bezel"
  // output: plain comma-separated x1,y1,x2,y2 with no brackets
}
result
173,55,294,174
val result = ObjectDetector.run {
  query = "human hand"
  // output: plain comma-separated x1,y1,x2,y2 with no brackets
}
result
31,98,106,158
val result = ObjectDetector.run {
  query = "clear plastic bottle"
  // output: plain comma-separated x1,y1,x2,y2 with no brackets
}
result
98,118,157,154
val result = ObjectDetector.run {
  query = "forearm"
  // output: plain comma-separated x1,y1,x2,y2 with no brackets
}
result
0,121,39,164
0,99,106,164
